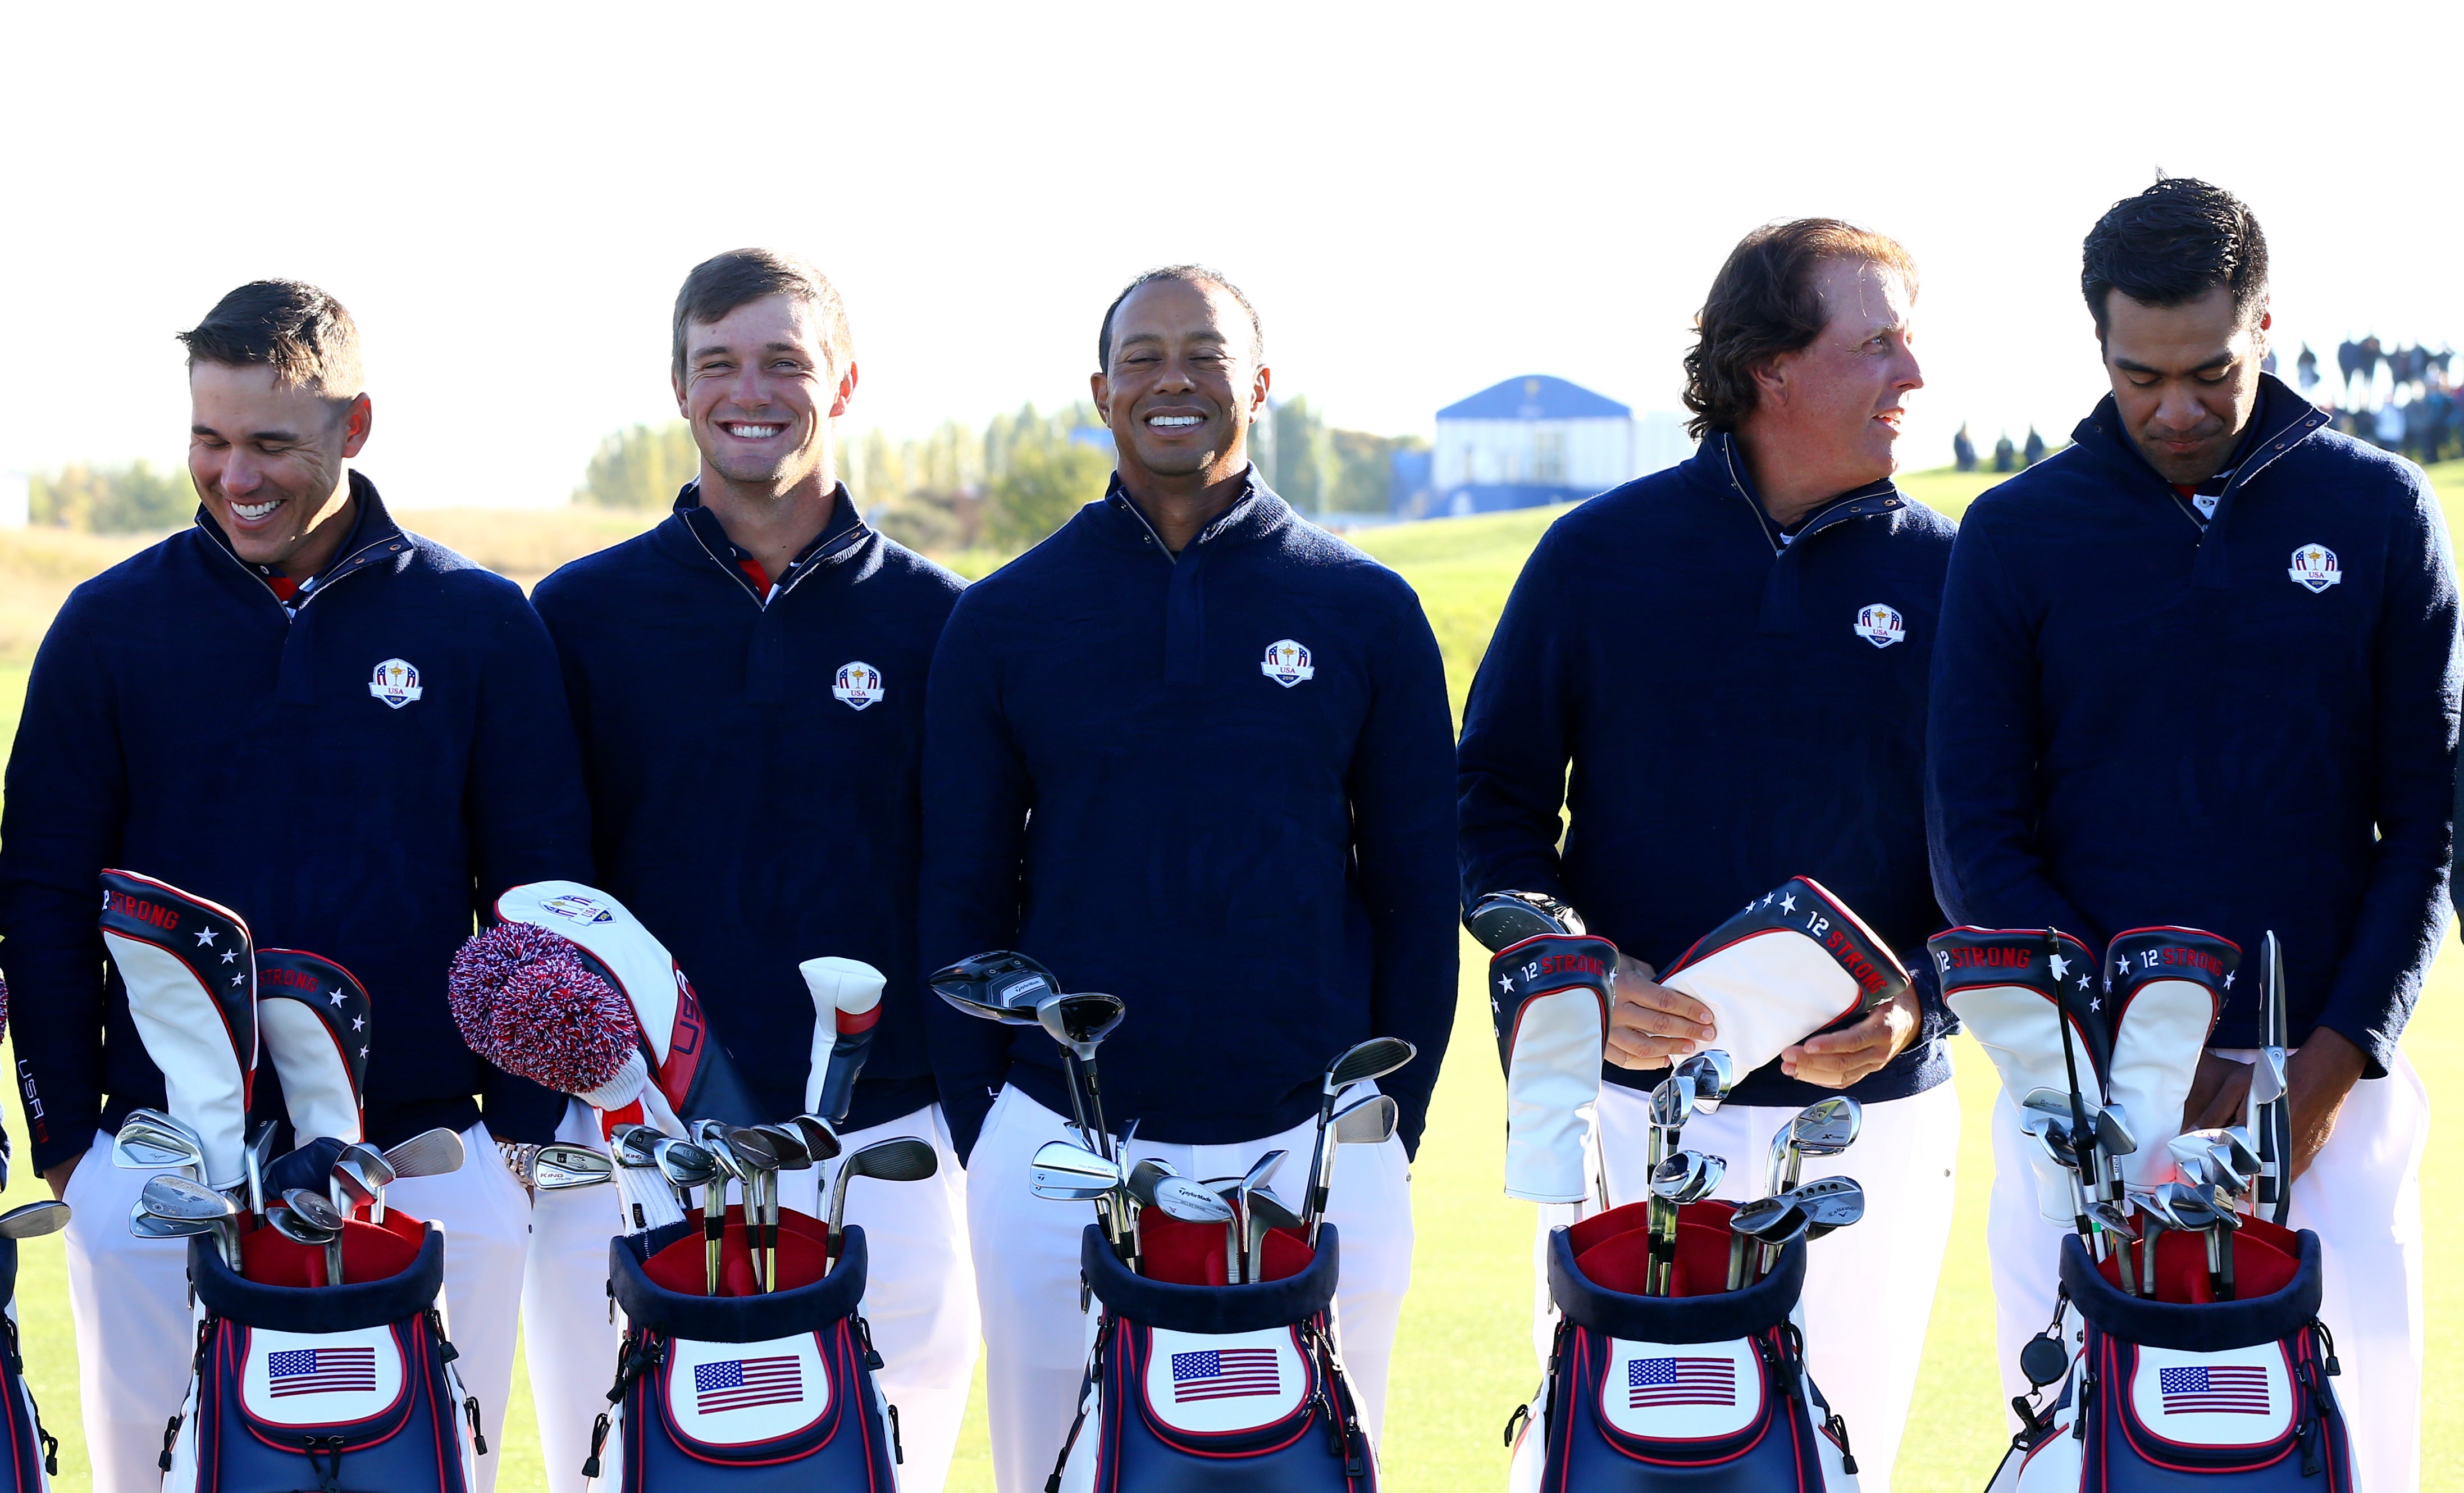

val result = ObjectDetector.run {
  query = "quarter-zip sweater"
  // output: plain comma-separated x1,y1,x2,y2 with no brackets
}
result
1458,435,1956,1108
919,475,1458,1160
532,484,964,1132
1927,375,2460,1075
0,476,592,1173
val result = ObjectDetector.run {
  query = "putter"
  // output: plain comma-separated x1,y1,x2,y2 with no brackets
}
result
1228,1150,1286,1285
1301,1039,1417,1247
380,1127,467,1180
0,1201,70,1241
1645,1150,1727,1295
827,1137,938,1260
1642,1075,1695,1295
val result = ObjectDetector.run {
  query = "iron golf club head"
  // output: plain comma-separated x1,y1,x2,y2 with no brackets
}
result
265,1208,337,1245
2251,1048,2288,1105
1330,1093,1399,1146
1673,1050,1737,1113
1648,1149,1727,1205
1128,1160,1235,1223
532,1144,617,1190
1768,1094,1862,1195
0,1201,70,1241
1029,1140,1124,1202
1237,1149,1288,1195
336,1142,397,1192
281,1187,346,1232
2089,1200,2138,1238
127,1202,213,1241
651,1138,722,1194
928,951,1062,1026
611,1124,665,1169
2153,1184,2219,1232
2183,1126,2262,1179
828,1137,941,1246
1247,1186,1302,1232
715,1126,781,1175
140,1174,236,1225
1461,890,1582,951
2093,1101,2138,1158
2031,1118,2080,1173
327,1163,378,1217
121,1108,206,1153
787,1115,845,1164
1728,1195,1810,1248
112,1130,202,1175
380,1127,466,1178
1780,1176,1866,1235
2019,1087,2089,1134
750,1124,819,1171
1324,1038,1416,1098
1035,991,1126,1060
245,1120,280,1217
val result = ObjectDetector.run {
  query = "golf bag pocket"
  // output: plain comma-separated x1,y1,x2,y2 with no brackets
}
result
1508,1222,1858,1491
594,1218,898,1490
1491,934,1614,1204
2003,1232,2353,1490
1661,877,1909,1078
165,1224,480,1493
1058,1222,1374,1492
0,1239,58,1490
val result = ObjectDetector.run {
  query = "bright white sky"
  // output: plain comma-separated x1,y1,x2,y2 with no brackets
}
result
3,2,2458,509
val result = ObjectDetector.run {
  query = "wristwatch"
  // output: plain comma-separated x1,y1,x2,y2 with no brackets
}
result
498,1139,541,1194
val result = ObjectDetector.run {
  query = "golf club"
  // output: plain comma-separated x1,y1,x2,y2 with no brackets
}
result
141,1173,240,1269
1301,1039,1417,1248
1642,1075,1695,1295
1030,1140,1125,1201
753,1123,824,1292
827,1137,939,1260
2090,1199,2141,1296
1127,1158,1235,1225
1228,1150,1286,1285
335,1142,398,1224
1674,1049,1737,1112
1302,1093,1399,1246
1461,889,1584,951
1646,1149,1727,1295
380,1127,467,1179
651,1136,725,1293
0,1201,70,1241
1759,1095,1860,1273
1037,991,1126,1156
1783,1175,1867,1239
2256,931,2292,1225
533,1143,616,1190
1727,1197,1808,1290
245,1119,279,1219
273,1189,347,1285
129,1198,217,1245
328,1160,377,1224
1247,1185,1302,1283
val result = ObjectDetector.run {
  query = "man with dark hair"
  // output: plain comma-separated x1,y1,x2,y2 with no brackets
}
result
533,248,978,1491
0,280,594,1492
1458,219,1956,1488
1931,178,2454,1489
921,266,1455,1492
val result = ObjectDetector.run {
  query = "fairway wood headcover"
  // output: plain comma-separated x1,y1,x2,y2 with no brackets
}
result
471,881,765,1127
1658,876,1909,1078
1490,933,1614,1203
254,949,371,1146
100,870,256,1190
1929,926,2104,1223
801,957,885,1126
2104,927,2234,1190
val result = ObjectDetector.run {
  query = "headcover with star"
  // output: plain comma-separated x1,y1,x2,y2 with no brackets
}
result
1929,926,2105,1223
801,956,884,1126
254,949,371,1146
100,869,257,1190
1489,932,1614,1203
1658,876,1910,1078
2104,926,2234,1190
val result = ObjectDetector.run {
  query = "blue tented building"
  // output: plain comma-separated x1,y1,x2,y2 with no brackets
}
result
1399,374,1686,518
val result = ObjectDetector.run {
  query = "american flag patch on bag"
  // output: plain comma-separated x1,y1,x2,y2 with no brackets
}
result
267,1347,377,1398
1626,1356,1736,1409
1171,1349,1280,1403
693,1355,804,1414
2159,1364,2269,1415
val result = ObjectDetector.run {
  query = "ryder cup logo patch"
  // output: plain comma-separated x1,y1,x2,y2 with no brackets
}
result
2288,543,2341,593
1852,603,1906,648
831,661,885,711
367,657,423,708
537,893,615,923
1260,639,1315,687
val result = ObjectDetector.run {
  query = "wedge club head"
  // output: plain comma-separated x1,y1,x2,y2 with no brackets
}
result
1782,1176,1866,1235
1129,1160,1235,1223
828,1137,940,1250
1324,1038,1416,1096
1673,1050,1736,1112
1649,1149,1728,1205
141,1175,235,1225
1330,1093,1399,1146
380,1127,466,1178
0,1201,70,1240
786,1115,845,1164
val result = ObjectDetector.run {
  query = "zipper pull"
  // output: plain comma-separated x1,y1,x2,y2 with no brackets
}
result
464,1396,489,1454
158,1415,182,1473
582,1412,611,1479
1823,1409,1858,1474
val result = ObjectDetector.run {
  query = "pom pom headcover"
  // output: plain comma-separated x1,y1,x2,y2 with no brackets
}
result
448,922,637,1096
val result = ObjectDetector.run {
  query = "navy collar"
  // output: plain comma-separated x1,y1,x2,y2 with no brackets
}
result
194,470,413,610
1701,431,1904,553
673,479,869,602
1098,466,1285,557
2068,371,2329,502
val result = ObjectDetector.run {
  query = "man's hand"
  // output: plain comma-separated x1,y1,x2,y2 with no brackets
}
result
1779,986,1920,1089
43,1153,83,1201
1604,955,1716,1068
2181,1027,2366,1185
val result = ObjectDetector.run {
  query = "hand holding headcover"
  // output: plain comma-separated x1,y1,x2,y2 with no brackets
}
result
800,957,884,1126
1469,891,1609,1204
1657,876,1909,1078
99,871,257,1190
254,949,372,1146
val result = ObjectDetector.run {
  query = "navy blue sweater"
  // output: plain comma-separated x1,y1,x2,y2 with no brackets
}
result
532,485,964,1132
919,475,1458,1160
1928,376,2459,1076
1459,435,1956,1107
0,478,592,1172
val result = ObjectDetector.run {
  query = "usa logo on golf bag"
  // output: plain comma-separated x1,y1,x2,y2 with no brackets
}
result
1261,639,1315,687
664,1335,829,1444
367,658,423,708
1852,603,1905,648
831,661,884,711
2288,543,2341,593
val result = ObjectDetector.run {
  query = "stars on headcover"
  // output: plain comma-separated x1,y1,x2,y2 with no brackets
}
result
230,972,244,987
2224,971,2236,989
2114,955,2129,981
1498,973,1514,996
220,949,237,964
328,989,346,1007
2049,953,2070,982
352,1014,366,1032
1779,893,1797,915
1760,892,1775,909
194,926,218,947
359,1046,371,1060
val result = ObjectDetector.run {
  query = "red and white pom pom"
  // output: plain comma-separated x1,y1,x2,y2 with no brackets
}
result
0,976,9,1049
447,923,640,1098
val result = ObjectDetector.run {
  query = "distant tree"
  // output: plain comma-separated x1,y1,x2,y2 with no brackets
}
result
575,421,699,508
1327,428,1400,513
29,460,194,532
1269,398,1329,513
985,436,1109,550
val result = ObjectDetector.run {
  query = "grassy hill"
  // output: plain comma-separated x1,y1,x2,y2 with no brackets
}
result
2,457,2461,1490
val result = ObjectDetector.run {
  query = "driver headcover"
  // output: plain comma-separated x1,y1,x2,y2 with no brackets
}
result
1490,934,1614,1203
2103,927,2233,1191
798,957,884,1126
99,870,256,1190
1659,877,1908,1077
1931,927,2105,1222
254,949,371,1146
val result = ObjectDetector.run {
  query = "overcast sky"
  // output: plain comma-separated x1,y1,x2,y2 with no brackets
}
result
3,2,2458,509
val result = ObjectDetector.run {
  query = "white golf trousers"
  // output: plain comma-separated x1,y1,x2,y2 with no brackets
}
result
1987,1046,2428,1493
1534,1077,1961,1493
966,1085,1413,1493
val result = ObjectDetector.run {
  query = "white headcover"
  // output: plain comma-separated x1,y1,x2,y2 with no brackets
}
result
493,880,677,1105
1659,877,1909,1078
101,870,257,1190
1930,926,2103,1224
1491,935,1613,1203
254,949,373,1146
2104,927,2233,1190
800,957,886,1115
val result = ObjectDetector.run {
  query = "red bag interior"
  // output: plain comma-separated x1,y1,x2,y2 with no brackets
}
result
640,1206,832,1296
2095,1216,2299,1304
1571,1203,1745,1298
1134,1211,1315,1286
239,1208,427,1288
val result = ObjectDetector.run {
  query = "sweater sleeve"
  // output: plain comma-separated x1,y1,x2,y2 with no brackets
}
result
1924,519,2096,938
1455,529,1578,909
1349,590,1461,1158
916,599,1030,1163
0,600,123,1173
2318,483,2460,1072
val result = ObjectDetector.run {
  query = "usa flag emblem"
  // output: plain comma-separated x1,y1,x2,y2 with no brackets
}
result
267,1347,378,1398
2159,1364,2269,1415
1171,1349,1280,1403
694,1355,804,1414
1627,1356,1736,1409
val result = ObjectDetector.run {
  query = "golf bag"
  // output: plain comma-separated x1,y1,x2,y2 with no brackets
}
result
586,1211,900,1490
161,1218,483,1493
1052,1219,1375,1492
1508,1202,1859,1492
1985,1228,2353,1491
0,1240,57,1491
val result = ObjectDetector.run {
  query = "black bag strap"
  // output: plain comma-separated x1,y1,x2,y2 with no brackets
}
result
1043,1312,1110,1493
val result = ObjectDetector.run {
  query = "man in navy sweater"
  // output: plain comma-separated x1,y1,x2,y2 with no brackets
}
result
1459,221,1957,1487
0,281,592,1493
532,249,975,1492
1929,179,2457,1490
920,267,1455,1490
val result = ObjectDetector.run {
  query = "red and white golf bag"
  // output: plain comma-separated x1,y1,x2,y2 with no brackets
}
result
161,1222,483,1493
1985,1229,2354,1491
1508,1202,1860,1491
583,1212,900,1490
1051,1219,1376,1492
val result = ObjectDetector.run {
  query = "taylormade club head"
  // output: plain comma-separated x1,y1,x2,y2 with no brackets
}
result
1128,1159,1235,1224
828,1137,939,1252
380,1127,466,1178
533,1144,616,1190
928,952,1061,1026
1030,1140,1125,1202
0,1201,70,1241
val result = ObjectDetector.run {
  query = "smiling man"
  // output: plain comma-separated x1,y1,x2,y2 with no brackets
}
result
1457,220,1958,1489
920,266,1457,1492
0,280,594,1493
1928,179,2457,1490
531,249,978,1493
